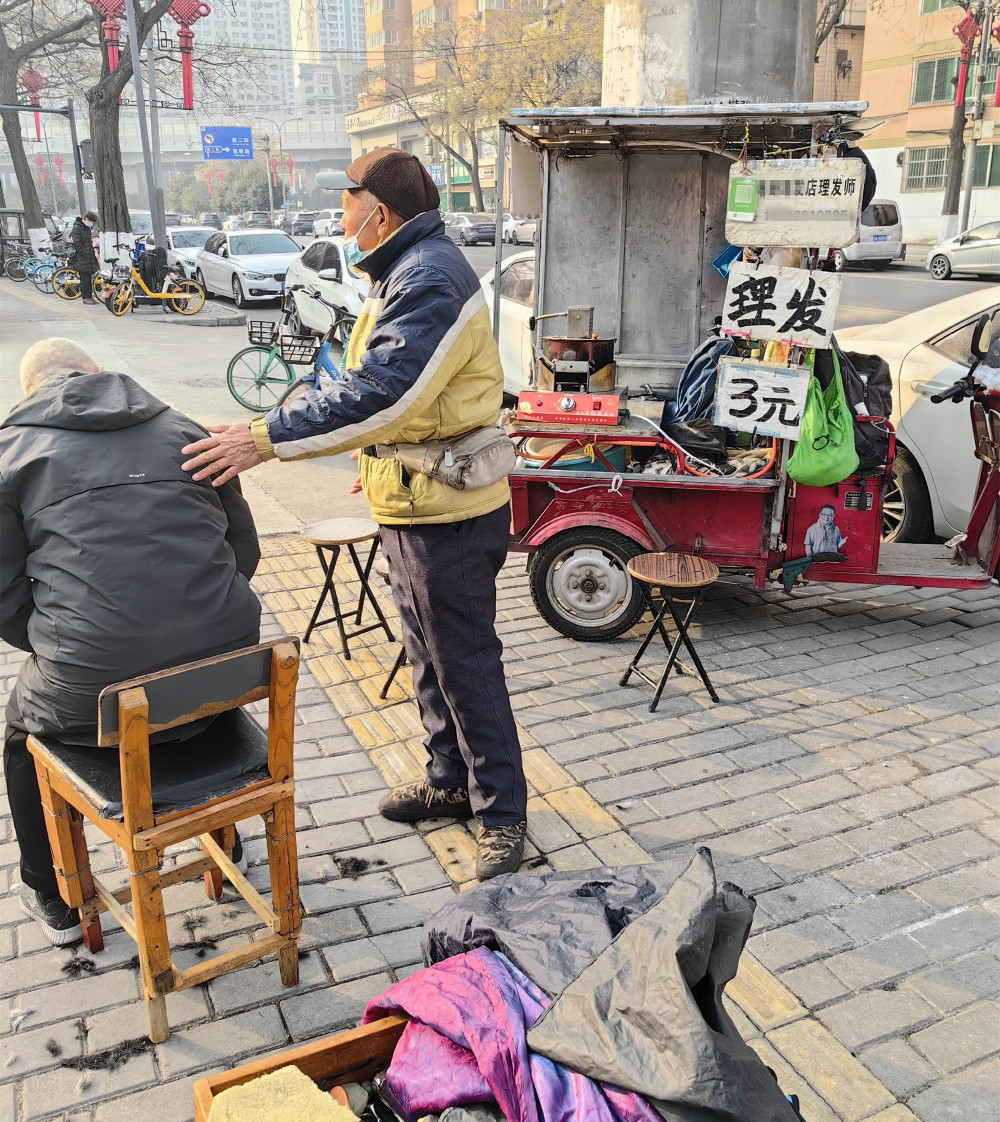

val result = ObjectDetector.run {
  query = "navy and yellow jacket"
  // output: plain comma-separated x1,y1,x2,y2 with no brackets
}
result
250,210,509,525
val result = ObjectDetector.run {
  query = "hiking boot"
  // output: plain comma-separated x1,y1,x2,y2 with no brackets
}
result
19,885,83,946
378,781,473,822
476,821,527,881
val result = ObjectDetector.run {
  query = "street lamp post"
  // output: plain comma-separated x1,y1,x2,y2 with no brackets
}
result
261,135,275,216
255,116,300,211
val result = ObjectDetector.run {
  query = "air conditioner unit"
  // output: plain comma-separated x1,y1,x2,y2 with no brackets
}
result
896,151,904,168
424,137,433,155
473,9,482,17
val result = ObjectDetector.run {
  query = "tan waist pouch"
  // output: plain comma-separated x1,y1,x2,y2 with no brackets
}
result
370,426,516,491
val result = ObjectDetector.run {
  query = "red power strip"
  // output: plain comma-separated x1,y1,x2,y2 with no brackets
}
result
516,391,625,426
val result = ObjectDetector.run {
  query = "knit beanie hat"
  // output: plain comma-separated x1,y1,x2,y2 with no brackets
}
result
345,148,440,220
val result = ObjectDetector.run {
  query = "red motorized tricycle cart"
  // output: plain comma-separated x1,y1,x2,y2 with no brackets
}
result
490,104,999,641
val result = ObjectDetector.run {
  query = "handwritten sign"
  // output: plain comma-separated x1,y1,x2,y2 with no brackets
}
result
725,158,866,248
722,262,842,349
714,356,811,441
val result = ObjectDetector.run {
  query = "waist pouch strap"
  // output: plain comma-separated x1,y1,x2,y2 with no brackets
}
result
364,427,516,491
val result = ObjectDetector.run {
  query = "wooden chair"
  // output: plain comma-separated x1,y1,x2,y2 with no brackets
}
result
26,639,303,1044
620,553,721,711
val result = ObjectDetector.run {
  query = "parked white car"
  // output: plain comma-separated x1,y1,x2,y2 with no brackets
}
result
194,229,301,307
510,219,537,245
926,221,1000,280
480,250,535,399
313,209,344,237
162,227,215,278
284,237,369,336
839,288,1000,542
833,199,904,272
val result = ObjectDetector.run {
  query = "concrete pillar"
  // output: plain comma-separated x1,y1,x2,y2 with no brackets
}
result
603,0,818,107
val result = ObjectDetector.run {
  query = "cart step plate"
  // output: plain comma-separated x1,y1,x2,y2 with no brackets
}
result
517,390,625,426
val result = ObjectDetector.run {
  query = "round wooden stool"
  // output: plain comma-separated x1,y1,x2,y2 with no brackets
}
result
299,517,394,657
620,552,720,711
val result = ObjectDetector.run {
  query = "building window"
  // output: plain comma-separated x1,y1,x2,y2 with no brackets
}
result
365,0,396,13
967,49,999,103
904,145,948,191
912,56,958,105
413,4,450,27
919,0,958,12
367,28,398,47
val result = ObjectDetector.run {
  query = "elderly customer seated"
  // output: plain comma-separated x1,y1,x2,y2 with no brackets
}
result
0,339,261,945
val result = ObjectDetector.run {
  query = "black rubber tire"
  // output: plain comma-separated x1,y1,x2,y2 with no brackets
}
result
529,527,645,641
929,254,952,280
460,232,468,246
196,269,213,298
883,446,934,543
286,300,305,336
832,249,847,272
232,275,247,308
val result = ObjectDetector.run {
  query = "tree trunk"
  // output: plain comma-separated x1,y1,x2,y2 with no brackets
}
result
88,77,133,245
0,58,46,246
940,95,967,240
469,136,484,211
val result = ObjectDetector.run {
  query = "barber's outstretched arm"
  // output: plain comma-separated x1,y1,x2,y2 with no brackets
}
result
0,475,33,652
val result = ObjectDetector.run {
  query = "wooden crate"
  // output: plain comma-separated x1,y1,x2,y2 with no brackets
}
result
193,1015,408,1122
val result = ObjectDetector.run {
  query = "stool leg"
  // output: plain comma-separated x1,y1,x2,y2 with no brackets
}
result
620,587,670,687
265,798,301,987
203,828,225,901
649,599,690,711
347,542,395,643
664,590,719,702
379,646,407,700
303,545,340,644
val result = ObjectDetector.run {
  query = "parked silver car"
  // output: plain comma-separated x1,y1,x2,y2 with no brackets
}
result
444,214,496,246
927,220,1000,280
833,199,903,272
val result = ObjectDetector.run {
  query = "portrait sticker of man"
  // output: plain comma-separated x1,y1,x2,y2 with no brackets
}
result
804,504,848,557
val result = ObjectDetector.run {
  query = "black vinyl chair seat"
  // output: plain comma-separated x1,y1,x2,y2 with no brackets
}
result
32,708,270,820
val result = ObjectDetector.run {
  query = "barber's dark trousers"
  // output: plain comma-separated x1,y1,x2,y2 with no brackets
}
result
4,690,61,898
379,503,526,826
79,269,94,300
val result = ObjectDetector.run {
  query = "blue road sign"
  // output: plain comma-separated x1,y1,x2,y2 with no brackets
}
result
427,164,445,186
201,127,254,161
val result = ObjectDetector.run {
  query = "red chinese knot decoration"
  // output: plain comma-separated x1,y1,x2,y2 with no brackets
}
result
33,154,46,187
952,12,981,106
168,0,211,111
205,169,213,197
285,156,295,191
54,155,65,186
18,70,48,141
270,156,279,187
84,0,126,73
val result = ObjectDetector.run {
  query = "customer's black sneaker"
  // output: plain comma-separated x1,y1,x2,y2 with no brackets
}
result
19,885,83,946
378,781,473,822
476,821,527,881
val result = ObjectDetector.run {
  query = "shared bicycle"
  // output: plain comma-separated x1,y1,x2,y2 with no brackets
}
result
226,286,356,410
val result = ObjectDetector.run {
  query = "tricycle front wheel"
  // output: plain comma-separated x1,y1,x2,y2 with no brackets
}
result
529,527,645,641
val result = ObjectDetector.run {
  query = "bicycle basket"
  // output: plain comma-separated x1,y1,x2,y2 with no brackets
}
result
247,319,278,346
279,335,322,365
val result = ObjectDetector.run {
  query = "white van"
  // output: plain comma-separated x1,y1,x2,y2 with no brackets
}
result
834,199,903,271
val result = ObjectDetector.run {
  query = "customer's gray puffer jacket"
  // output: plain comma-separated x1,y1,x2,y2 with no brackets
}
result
0,371,261,742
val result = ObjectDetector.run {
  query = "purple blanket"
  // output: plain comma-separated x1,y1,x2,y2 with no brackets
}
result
363,947,662,1122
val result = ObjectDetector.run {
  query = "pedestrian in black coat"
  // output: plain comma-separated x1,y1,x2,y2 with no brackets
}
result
69,211,99,302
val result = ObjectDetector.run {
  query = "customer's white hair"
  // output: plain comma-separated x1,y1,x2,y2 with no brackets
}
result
19,338,101,396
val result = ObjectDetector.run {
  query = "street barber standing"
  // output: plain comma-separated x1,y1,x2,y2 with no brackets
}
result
182,148,527,880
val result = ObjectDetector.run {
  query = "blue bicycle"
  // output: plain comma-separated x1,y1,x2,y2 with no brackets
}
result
226,286,356,411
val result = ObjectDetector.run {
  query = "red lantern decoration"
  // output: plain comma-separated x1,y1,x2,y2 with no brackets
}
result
33,154,46,187
168,0,211,111
270,156,279,187
84,0,126,73
18,70,49,141
53,155,65,186
205,169,213,198
952,11,981,106
285,156,295,191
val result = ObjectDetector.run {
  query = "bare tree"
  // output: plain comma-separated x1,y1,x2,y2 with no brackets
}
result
815,0,849,55
0,0,91,242
939,0,977,237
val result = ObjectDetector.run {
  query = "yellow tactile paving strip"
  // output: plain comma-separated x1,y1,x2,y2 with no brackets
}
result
257,535,912,1122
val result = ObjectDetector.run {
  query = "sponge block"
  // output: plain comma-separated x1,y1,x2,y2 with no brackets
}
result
208,1065,359,1122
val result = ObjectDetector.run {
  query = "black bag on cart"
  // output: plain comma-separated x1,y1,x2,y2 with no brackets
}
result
814,338,893,472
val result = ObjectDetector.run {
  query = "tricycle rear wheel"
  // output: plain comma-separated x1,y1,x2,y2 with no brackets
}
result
529,527,645,641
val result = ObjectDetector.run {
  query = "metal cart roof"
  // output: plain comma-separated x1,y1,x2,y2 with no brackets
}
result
501,102,875,155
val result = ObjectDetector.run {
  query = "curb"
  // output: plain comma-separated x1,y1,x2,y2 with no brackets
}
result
164,312,245,327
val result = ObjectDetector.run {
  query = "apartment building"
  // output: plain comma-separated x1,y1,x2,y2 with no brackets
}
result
813,0,866,102
195,0,296,111
291,0,367,119
859,0,999,242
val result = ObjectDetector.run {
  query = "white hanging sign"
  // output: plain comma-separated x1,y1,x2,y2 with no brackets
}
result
714,356,811,441
725,158,866,248
721,262,843,349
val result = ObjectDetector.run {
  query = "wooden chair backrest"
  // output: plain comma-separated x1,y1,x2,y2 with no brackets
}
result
96,639,301,748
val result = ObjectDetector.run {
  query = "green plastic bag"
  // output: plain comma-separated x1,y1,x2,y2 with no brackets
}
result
786,348,860,486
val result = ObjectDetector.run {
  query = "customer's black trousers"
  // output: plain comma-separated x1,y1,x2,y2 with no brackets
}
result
4,690,60,897
379,503,526,826
78,268,94,299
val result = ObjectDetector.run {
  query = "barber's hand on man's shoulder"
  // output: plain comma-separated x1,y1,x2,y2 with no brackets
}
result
182,422,262,486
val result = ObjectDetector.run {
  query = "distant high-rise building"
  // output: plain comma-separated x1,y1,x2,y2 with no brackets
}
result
195,0,296,112
291,0,367,118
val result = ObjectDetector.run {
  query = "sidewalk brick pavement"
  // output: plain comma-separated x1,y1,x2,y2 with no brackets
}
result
1,533,997,1122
